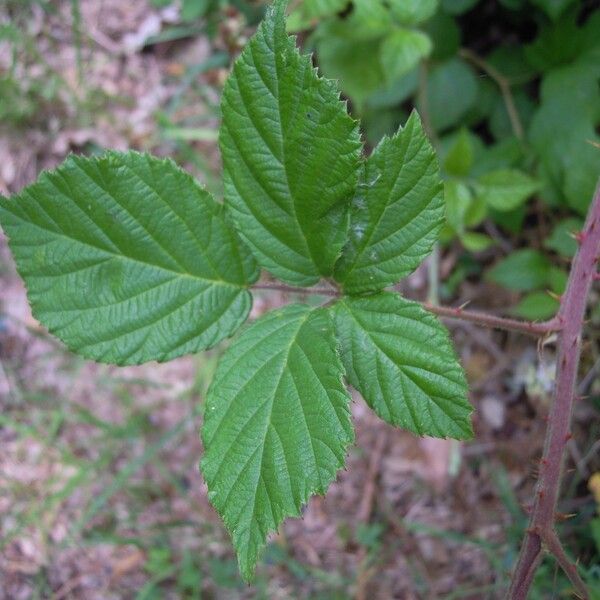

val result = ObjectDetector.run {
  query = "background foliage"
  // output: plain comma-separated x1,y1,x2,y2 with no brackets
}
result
287,0,600,321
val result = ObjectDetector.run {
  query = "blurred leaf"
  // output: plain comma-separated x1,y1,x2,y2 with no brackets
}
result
512,291,559,320
499,0,525,10
529,48,600,214
592,519,600,556
445,180,472,234
317,34,385,108
476,169,540,211
471,137,524,177
548,266,568,294
489,205,527,234
444,129,474,177
460,232,493,252
487,249,552,291
423,11,460,59
361,106,408,145
425,58,479,131
181,0,209,21
544,217,583,257
464,79,499,126
464,195,487,227
489,89,535,140
487,45,537,82
324,0,391,40
525,11,584,71
380,29,432,83
287,0,348,31
530,0,577,21
366,69,419,109
389,0,438,24
441,0,479,14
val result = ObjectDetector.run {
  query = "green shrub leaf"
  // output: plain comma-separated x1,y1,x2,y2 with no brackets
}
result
425,58,479,131
333,292,472,439
476,169,540,211
444,129,474,177
202,304,353,581
544,217,583,257
335,111,443,294
220,0,362,286
487,249,551,291
287,0,348,31
389,0,439,24
512,291,559,320
0,152,258,365
380,29,433,83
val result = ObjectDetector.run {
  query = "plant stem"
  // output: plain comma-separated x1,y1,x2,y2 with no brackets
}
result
459,48,524,140
507,182,600,600
252,284,561,336
423,304,560,337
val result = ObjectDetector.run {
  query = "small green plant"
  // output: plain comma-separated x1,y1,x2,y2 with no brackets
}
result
1,1,598,597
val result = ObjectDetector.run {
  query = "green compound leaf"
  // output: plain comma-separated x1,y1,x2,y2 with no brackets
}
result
335,111,444,294
202,304,353,580
0,152,258,365
333,292,472,439
220,0,362,287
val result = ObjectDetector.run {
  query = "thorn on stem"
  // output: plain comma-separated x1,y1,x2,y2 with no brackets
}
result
547,290,562,302
571,230,587,244
555,512,576,522
565,432,574,442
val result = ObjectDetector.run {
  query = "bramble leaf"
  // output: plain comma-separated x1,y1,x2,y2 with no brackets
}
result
335,111,444,294
487,249,552,291
512,291,559,320
220,0,362,286
287,0,348,31
444,129,474,177
0,152,258,365
333,292,472,439
380,28,433,83
544,217,583,258
202,305,353,580
425,58,479,131
475,169,540,212
389,0,438,24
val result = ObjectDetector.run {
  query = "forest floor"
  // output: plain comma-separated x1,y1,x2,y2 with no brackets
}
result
0,1,597,599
